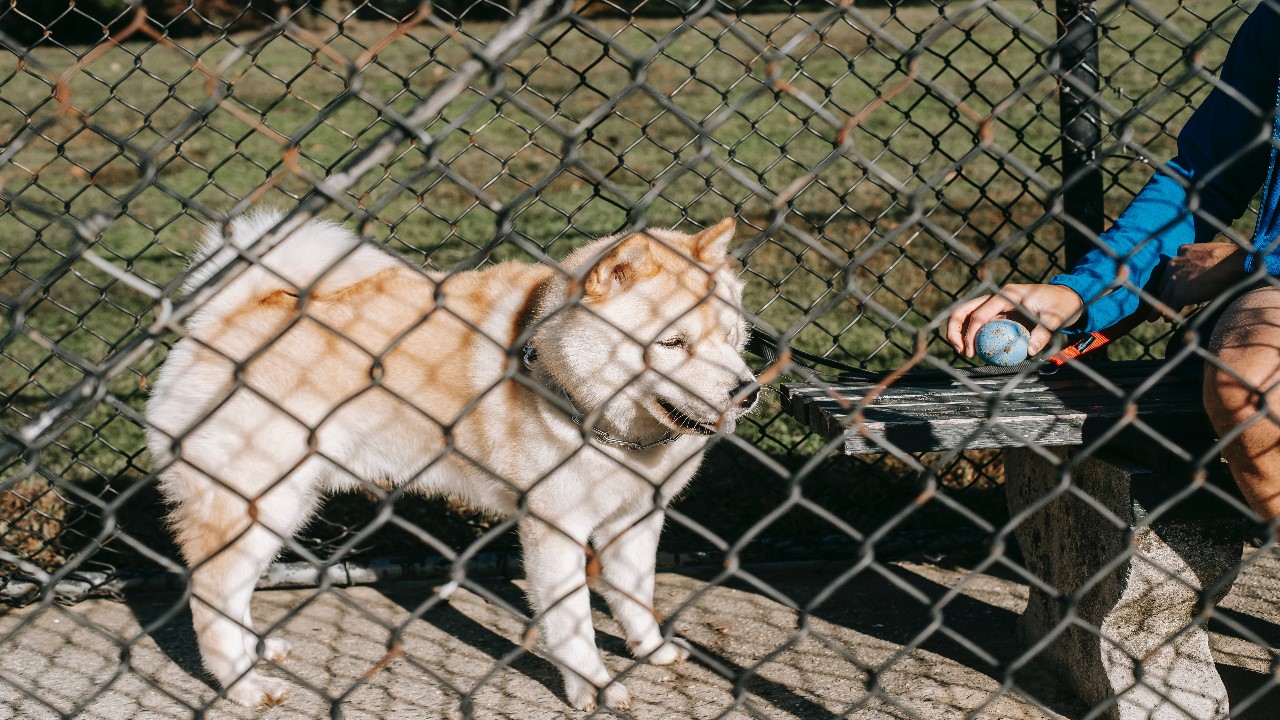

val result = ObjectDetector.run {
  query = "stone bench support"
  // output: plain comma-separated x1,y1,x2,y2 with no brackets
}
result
1004,447,1242,720
781,363,1248,717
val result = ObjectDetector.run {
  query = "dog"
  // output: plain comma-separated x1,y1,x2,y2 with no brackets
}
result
145,209,759,711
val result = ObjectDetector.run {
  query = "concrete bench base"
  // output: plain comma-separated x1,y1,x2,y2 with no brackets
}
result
1005,447,1242,720
780,365,1246,714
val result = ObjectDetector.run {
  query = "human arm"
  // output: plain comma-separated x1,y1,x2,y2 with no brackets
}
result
1046,5,1280,332
947,7,1279,356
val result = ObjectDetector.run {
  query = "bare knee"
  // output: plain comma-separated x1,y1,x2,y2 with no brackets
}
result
1204,286,1280,432
1204,361,1268,434
1203,334,1276,431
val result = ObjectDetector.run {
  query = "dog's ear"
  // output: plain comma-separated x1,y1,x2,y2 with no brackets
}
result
585,234,655,299
689,217,736,264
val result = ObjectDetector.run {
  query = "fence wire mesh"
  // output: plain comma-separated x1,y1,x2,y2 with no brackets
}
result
2,0,1280,717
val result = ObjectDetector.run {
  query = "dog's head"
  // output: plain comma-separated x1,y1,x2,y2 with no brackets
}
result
536,218,758,437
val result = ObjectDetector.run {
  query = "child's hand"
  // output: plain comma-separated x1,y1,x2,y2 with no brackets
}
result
947,284,1085,358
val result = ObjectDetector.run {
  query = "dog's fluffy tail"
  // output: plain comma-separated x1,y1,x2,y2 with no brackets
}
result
182,209,400,328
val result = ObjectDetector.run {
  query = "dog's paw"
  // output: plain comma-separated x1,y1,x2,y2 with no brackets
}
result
629,637,690,666
262,637,293,663
226,672,290,708
602,682,631,711
565,676,631,712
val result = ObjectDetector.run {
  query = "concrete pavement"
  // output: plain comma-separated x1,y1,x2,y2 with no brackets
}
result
2,552,1278,719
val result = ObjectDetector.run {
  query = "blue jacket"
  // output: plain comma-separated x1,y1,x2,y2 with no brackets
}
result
1048,5,1280,333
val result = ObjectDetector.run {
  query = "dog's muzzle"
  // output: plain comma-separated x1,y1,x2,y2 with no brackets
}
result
656,399,719,435
732,380,759,409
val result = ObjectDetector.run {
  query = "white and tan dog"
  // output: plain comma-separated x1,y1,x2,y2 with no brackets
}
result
145,210,758,711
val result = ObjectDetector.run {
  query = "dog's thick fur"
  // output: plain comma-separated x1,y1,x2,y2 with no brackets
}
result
145,210,757,710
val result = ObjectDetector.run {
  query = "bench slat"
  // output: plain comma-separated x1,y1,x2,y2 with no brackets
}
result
781,362,1206,455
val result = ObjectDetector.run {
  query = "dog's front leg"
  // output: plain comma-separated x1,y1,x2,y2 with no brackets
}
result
519,515,629,712
186,522,291,708
594,510,690,666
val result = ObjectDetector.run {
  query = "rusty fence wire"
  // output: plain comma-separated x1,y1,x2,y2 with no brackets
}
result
1,0,1278,717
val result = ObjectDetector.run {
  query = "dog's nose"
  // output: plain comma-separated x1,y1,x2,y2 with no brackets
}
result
731,380,759,408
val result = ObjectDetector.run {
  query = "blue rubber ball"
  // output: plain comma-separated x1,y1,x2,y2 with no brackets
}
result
975,319,1031,366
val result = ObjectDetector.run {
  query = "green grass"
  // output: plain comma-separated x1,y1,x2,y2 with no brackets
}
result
0,1,1257,571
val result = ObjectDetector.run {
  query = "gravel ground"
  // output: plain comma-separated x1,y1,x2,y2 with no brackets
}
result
1,551,1278,719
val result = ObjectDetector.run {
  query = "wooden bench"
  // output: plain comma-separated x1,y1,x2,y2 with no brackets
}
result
782,360,1244,720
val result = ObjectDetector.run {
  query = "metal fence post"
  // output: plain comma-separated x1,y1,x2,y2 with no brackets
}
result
1055,0,1105,270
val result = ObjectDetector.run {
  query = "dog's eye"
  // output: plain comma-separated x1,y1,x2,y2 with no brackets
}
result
657,336,686,349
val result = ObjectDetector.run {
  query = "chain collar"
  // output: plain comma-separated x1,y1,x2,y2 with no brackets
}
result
522,343,680,452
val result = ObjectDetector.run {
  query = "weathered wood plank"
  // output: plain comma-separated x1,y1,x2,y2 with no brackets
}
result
781,362,1207,455
842,413,1088,454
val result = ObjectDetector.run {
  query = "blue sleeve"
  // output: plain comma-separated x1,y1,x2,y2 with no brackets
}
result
1048,5,1280,333
1048,163,1195,332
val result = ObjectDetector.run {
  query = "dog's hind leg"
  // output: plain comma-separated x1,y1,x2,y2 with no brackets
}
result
594,510,690,666
167,461,322,708
520,514,630,712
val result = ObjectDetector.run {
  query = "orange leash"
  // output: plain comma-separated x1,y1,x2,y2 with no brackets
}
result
1046,311,1148,369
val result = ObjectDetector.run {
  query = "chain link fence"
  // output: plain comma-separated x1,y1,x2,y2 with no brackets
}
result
2,0,1278,717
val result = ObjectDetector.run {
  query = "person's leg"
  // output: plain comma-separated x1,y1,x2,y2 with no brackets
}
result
1204,283,1280,522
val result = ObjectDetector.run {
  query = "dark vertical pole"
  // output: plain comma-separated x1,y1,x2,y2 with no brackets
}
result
1056,1,1105,270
